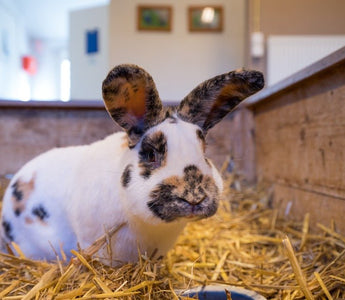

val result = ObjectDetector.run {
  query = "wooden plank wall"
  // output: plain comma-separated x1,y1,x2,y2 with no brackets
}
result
206,106,256,184
0,102,118,176
248,47,345,233
0,101,243,177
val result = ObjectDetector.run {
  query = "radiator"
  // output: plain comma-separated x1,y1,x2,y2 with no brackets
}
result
267,35,345,85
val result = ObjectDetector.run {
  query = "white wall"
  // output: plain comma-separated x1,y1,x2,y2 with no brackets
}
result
30,39,66,100
0,0,30,100
0,1,66,101
69,5,109,100
267,35,345,85
109,0,246,102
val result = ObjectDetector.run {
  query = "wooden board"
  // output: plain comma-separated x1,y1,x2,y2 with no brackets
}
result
206,107,256,182
273,183,345,234
255,83,345,199
250,47,345,232
0,108,118,175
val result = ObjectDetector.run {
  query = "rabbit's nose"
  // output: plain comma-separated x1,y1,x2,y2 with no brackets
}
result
178,195,207,206
191,195,207,205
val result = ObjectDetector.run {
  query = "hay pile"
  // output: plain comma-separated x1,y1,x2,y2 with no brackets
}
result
0,173,345,299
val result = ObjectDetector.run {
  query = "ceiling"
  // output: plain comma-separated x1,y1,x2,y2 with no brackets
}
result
10,0,109,41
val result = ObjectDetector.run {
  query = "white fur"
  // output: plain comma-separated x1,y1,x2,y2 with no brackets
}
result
0,117,222,264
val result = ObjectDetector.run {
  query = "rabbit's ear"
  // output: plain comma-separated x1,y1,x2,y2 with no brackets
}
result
177,69,264,133
102,64,163,147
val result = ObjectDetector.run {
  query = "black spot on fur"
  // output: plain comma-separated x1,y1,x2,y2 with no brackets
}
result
14,208,21,217
185,98,205,120
102,82,120,97
12,181,23,201
139,131,167,179
148,184,178,222
2,220,14,241
184,165,203,186
121,164,133,188
132,83,139,93
109,107,127,125
123,86,133,102
32,205,49,221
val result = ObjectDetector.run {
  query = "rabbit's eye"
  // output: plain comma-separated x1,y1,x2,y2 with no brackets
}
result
146,149,156,163
140,145,159,165
139,131,167,178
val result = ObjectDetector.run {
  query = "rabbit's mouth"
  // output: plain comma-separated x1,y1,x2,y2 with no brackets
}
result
148,166,219,222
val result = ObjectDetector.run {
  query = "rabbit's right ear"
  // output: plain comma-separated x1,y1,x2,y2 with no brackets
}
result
102,64,164,147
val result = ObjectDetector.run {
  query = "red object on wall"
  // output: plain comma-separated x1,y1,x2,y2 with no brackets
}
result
22,56,37,75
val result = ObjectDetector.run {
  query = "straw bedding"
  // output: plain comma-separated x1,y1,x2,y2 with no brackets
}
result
0,173,344,299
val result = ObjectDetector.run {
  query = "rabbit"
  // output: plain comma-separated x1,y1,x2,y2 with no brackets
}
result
0,64,264,265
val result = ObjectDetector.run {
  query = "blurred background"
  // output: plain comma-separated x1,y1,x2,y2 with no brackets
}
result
0,0,344,103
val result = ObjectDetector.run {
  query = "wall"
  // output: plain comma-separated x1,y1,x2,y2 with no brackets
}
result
247,47,345,233
69,5,109,100
0,101,118,176
0,1,67,101
266,35,345,85
30,39,65,100
259,0,345,36
109,0,246,102
247,0,345,73
0,0,30,100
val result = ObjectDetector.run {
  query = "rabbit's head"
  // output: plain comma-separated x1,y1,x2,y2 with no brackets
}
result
102,64,264,224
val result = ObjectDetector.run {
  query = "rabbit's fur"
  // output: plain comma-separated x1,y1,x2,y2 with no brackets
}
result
0,64,264,265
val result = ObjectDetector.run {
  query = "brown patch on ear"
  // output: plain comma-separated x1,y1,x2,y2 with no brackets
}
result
102,64,164,147
103,77,147,121
178,69,264,132
12,174,36,217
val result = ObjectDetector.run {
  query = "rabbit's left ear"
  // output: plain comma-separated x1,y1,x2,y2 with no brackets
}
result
102,64,164,147
177,69,264,133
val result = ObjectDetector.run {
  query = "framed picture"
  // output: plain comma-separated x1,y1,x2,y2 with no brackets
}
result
86,29,99,54
137,5,172,31
188,6,223,32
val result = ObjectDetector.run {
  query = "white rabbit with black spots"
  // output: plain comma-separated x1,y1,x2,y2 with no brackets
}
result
0,64,264,265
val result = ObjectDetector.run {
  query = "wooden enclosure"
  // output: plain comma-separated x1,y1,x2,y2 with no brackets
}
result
246,46,345,233
0,101,118,175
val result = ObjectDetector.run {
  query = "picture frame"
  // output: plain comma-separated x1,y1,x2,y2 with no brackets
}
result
188,6,223,32
86,29,99,54
137,5,172,31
